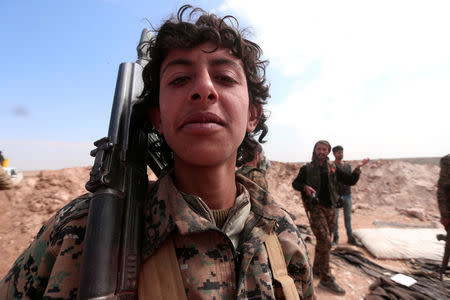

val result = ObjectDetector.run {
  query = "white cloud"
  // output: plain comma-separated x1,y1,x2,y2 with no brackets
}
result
222,0,450,161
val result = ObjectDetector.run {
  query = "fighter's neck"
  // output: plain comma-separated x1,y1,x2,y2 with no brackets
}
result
172,159,237,210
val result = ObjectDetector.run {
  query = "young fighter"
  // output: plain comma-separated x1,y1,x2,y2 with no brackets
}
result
1,6,313,299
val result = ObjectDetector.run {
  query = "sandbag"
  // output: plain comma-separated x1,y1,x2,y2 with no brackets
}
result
353,228,446,260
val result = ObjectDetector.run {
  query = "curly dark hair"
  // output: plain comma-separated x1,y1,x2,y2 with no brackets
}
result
236,137,263,167
140,5,270,168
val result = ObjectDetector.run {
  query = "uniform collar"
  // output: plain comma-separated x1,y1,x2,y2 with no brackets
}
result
142,171,288,259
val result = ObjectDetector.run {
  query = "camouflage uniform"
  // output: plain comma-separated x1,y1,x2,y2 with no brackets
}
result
438,154,450,231
1,172,314,299
258,151,271,172
309,205,336,279
292,160,359,280
236,165,268,191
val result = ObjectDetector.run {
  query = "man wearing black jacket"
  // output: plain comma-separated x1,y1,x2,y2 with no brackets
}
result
292,140,369,295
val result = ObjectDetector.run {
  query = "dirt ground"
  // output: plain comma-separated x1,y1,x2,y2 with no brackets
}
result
0,158,445,299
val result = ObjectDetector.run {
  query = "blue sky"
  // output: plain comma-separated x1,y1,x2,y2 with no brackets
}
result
1,0,449,170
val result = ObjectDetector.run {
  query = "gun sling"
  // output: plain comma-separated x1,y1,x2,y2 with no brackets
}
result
138,235,187,300
265,231,301,300
138,231,299,300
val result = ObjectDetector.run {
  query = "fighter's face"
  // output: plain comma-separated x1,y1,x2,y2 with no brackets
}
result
314,143,329,162
153,43,259,168
333,150,344,161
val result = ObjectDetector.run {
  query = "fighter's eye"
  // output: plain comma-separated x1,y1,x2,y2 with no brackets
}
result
169,76,189,86
216,75,237,84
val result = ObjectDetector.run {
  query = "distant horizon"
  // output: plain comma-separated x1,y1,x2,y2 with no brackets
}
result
14,155,442,173
2,137,447,171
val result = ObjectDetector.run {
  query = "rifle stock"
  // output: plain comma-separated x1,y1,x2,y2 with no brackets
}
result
78,30,165,299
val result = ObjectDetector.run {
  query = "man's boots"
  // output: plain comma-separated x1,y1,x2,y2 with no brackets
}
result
348,236,362,247
332,236,338,247
319,277,346,295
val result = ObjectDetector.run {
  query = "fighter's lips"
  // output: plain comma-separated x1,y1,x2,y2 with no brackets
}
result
180,112,225,128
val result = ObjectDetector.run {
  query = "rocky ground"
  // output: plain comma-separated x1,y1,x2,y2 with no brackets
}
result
0,158,445,299
266,159,443,299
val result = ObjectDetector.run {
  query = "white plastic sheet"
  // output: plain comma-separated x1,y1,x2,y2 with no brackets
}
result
353,228,446,260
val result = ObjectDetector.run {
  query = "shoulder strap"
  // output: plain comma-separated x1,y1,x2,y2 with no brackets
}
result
138,236,187,300
265,231,300,300
139,231,300,300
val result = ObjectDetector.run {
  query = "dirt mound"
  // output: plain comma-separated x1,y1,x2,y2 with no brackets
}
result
0,167,91,275
0,160,443,299
267,159,440,223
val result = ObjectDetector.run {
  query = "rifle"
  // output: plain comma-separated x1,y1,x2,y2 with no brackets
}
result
78,29,167,299
302,192,318,226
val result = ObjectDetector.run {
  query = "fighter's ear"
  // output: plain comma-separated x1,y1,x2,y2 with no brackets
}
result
247,103,262,132
147,108,163,134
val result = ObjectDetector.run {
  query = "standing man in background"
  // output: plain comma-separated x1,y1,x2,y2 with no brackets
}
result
332,145,363,247
438,154,450,232
292,140,369,295
236,139,269,191
437,154,450,280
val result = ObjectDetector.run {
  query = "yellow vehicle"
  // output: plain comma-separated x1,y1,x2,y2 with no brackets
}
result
0,156,23,189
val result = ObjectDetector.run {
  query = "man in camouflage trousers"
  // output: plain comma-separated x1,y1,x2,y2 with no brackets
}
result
292,140,369,295
438,154,450,232
1,5,314,299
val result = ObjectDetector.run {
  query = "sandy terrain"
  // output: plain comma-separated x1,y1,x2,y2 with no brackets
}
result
0,158,444,299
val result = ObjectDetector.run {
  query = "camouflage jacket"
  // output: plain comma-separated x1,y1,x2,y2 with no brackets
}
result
438,154,450,226
236,165,268,191
1,172,313,300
